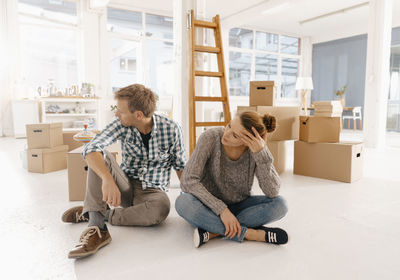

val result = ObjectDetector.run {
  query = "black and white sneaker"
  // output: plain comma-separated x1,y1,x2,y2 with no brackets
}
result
256,226,288,245
193,228,210,248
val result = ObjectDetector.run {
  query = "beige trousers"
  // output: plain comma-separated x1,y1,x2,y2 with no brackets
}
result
82,150,170,226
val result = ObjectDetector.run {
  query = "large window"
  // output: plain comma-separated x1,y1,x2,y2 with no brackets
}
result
18,0,78,96
107,7,173,96
228,28,300,99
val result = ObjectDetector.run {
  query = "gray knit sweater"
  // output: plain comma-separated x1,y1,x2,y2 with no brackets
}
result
180,127,281,216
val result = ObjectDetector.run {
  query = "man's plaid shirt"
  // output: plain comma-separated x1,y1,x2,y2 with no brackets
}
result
82,113,186,191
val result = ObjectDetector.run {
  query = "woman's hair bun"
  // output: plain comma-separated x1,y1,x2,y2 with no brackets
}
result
262,114,276,133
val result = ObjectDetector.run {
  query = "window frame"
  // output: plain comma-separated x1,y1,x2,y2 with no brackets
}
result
17,0,80,94
106,5,174,96
228,28,301,103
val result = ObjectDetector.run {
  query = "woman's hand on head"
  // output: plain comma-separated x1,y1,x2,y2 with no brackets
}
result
240,127,266,153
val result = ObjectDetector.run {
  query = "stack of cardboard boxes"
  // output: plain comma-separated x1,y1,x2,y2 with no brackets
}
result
26,123,68,173
294,100,363,183
237,81,301,174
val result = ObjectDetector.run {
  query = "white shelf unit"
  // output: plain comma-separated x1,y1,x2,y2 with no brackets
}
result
40,98,100,131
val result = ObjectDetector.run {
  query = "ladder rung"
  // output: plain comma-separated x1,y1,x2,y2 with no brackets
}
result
194,45,220,53
195,71,223,77
193,20,217,28
194,96,225,102
195,122,227,127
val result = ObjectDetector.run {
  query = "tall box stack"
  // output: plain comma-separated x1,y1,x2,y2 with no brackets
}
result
238,81,301,174
26,123,68,173
294,100,363,183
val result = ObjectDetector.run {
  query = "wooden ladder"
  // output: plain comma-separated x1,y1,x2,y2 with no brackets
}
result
188,9,231,155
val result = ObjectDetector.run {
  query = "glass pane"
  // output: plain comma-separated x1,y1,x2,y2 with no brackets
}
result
195,28,215,47
229,51,252,96
145,13,173,40
387,47,400,132
144,40,173,96
281,58,299,98
255,54,278,81
280,35,300,55
107,7,142,36
110,38,139,93
18,0,77,24
229,28,253,49
19,24,78,94
255,31,278,52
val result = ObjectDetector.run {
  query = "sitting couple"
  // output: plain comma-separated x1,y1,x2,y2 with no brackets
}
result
62,84,288,259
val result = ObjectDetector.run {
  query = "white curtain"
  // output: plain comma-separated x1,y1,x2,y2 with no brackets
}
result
0,0,20,136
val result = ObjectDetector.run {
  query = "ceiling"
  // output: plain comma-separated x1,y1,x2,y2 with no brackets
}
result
110,0,400,43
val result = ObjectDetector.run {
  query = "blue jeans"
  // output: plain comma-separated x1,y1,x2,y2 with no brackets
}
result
175,193,288,242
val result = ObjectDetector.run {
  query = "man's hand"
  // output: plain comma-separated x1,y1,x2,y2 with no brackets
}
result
101,176,121,207
220,208,241,239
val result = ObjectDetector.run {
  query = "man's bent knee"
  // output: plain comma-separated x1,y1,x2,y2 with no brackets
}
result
147,196,170,225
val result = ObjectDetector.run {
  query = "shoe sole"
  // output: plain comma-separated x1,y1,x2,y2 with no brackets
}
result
193,228,200,248
61,206,84,223
68,237,112,259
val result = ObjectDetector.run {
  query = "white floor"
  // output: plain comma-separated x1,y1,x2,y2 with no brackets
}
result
1,132,400,280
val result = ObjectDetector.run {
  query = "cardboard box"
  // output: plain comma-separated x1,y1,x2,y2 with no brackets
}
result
63,131,84,151
266,141,287,175
293,141,363,183
299,116,341,143
250,81,275,106
67,146,119,201
237,106,301,141
27,145,68,173
26,123,63,149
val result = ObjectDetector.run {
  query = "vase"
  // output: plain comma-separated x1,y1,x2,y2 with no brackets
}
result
340,97,345,108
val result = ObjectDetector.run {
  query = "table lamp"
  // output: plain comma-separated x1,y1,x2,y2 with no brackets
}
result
296,77,313,116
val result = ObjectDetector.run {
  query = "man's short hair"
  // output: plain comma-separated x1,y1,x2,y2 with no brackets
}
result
114,84,157,117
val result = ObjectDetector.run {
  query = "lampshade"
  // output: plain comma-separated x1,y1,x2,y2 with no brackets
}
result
296,77,314,90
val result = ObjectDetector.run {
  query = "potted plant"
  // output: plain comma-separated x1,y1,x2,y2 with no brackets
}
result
335,85,347,107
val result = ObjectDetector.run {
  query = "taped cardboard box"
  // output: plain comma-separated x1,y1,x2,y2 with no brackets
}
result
293,141,363,183
299,116,341,143
26,123,63,149
28,145,68,173
250,81,275,106
67,145,119,201
266,141,287,175
237,106,300,141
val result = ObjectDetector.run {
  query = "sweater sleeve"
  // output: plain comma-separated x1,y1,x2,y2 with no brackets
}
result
180,131,227,215
251,147,281,198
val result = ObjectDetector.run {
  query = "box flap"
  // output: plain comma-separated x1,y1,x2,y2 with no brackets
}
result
26,122,63,130
30,145,68,154
250,81,275,87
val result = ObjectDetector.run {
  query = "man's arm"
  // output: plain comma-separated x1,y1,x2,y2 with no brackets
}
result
86,152,121,207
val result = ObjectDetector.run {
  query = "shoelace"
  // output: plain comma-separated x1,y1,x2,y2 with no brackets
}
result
75,212,88,222
202,232,209,243
79,226,102,245
267,231,277,243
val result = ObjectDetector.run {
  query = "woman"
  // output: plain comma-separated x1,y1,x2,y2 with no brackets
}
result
175,111,288,247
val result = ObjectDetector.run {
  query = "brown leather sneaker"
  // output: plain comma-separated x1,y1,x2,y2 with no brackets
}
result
61,206,88,223
68,226,112,259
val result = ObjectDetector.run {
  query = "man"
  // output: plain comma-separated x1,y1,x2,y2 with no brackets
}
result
62,84,186,259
